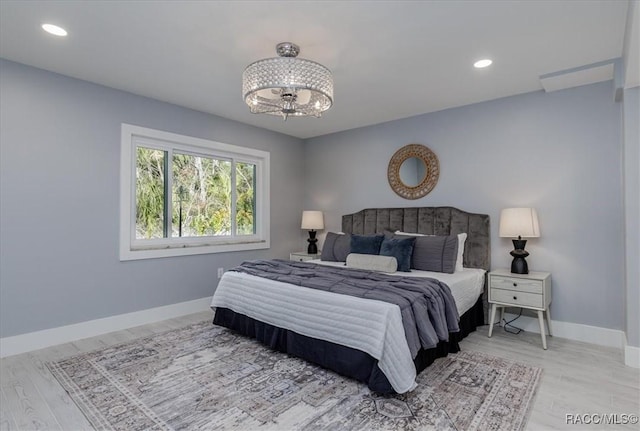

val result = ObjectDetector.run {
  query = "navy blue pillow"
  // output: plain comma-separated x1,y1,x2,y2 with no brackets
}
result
380,236,416,272
350,234,384,255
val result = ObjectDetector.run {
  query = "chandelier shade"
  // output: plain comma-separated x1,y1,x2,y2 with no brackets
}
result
242,42,334,120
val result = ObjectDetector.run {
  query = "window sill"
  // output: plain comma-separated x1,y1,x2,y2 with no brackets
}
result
120,240,269,261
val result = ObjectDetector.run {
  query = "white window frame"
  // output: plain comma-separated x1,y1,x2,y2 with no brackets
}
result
119,124,270,261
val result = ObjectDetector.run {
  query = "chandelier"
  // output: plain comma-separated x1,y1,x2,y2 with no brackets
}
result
242,42,334,120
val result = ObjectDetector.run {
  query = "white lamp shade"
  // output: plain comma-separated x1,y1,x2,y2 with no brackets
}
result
301,210,324,230
499,208,540,238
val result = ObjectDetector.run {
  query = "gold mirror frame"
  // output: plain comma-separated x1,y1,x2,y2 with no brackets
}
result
387,144,439,200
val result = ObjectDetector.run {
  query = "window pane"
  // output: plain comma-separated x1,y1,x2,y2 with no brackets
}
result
236,162,256,235
172,153,231,237
135,147,166,239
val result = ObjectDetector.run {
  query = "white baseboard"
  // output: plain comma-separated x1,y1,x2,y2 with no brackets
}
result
502,312,626,349
0,297,212,358
624,343,640,368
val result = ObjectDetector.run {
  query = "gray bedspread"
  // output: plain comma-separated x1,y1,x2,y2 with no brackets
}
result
230,259,460,357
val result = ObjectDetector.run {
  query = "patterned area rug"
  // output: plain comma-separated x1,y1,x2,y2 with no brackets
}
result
48,321,541,431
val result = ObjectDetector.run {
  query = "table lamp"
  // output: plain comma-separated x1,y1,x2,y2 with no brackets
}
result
499,207,540,274
301,210,324,254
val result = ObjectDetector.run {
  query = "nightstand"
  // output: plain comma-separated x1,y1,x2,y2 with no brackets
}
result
289,251,320,262
488,269,552,349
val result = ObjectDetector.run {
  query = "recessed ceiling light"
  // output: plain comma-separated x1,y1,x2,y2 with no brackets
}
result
474,59,493,69
42,23,67,37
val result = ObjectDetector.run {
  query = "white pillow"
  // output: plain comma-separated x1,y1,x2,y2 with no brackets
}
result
456,233,467,272
346,253,397,273
395,230,467,271
395,230,426,236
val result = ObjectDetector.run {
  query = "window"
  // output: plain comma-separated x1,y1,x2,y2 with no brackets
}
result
120,124,270,260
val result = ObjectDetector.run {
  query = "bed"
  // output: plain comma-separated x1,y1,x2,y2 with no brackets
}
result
211,206,490,394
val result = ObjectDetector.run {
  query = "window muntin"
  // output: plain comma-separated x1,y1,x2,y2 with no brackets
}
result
120,124,270,260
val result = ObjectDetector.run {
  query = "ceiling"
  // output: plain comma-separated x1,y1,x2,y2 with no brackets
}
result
0,1,631,139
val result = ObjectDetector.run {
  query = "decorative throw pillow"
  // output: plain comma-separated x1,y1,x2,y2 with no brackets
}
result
407,234,458,273
321,232,352,262
379,236,416,272
395,231,467,272
333,233,352,261
346,253,397,273
350,234,385,255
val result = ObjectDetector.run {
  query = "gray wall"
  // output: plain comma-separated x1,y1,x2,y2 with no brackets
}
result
304,81,625,331
623,86,639,347
0,59,305,338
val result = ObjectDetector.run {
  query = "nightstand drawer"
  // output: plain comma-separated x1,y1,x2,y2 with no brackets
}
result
490,276,543,294
290,253,319,262
490,288,543,308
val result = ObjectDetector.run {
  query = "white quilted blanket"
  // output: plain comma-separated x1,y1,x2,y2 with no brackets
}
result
210,271,417,393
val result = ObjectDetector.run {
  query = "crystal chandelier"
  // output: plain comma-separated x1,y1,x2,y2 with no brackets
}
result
242,42,334,120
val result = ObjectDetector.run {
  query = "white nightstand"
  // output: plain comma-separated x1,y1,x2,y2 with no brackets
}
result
488,269,552,349
290,251,320,262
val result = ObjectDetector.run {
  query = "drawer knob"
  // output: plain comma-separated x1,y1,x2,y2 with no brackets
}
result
513,296,517,300
513,283,518,287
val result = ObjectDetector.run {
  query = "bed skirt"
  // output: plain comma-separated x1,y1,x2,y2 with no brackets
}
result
212,295,485,394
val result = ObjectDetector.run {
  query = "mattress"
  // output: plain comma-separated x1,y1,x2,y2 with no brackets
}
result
308,259,485,315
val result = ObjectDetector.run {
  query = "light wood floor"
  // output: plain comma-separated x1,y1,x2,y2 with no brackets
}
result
1,311,638,430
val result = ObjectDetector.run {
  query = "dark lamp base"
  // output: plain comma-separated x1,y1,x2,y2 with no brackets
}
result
510,257,529,274
307,230,318,255
510,239,530,274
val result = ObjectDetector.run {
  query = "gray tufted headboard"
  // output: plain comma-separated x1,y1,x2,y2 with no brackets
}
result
342,207,490,270
342,206,491,321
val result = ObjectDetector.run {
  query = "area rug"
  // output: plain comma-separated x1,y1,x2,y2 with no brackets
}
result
47,321,541,431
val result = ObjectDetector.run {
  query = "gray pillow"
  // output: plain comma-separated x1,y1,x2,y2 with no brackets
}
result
396,233,458,273
321,232,352,262
346,253,397,273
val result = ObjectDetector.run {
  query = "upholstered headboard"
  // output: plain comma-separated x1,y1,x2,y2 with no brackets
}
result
342,206,491,322
342,207,490,270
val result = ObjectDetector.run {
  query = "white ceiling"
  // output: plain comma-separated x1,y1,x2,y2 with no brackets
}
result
0,1,630,139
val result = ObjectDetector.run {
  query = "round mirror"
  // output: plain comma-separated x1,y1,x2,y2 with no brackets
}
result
388,144,439,200
399,157,427,187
